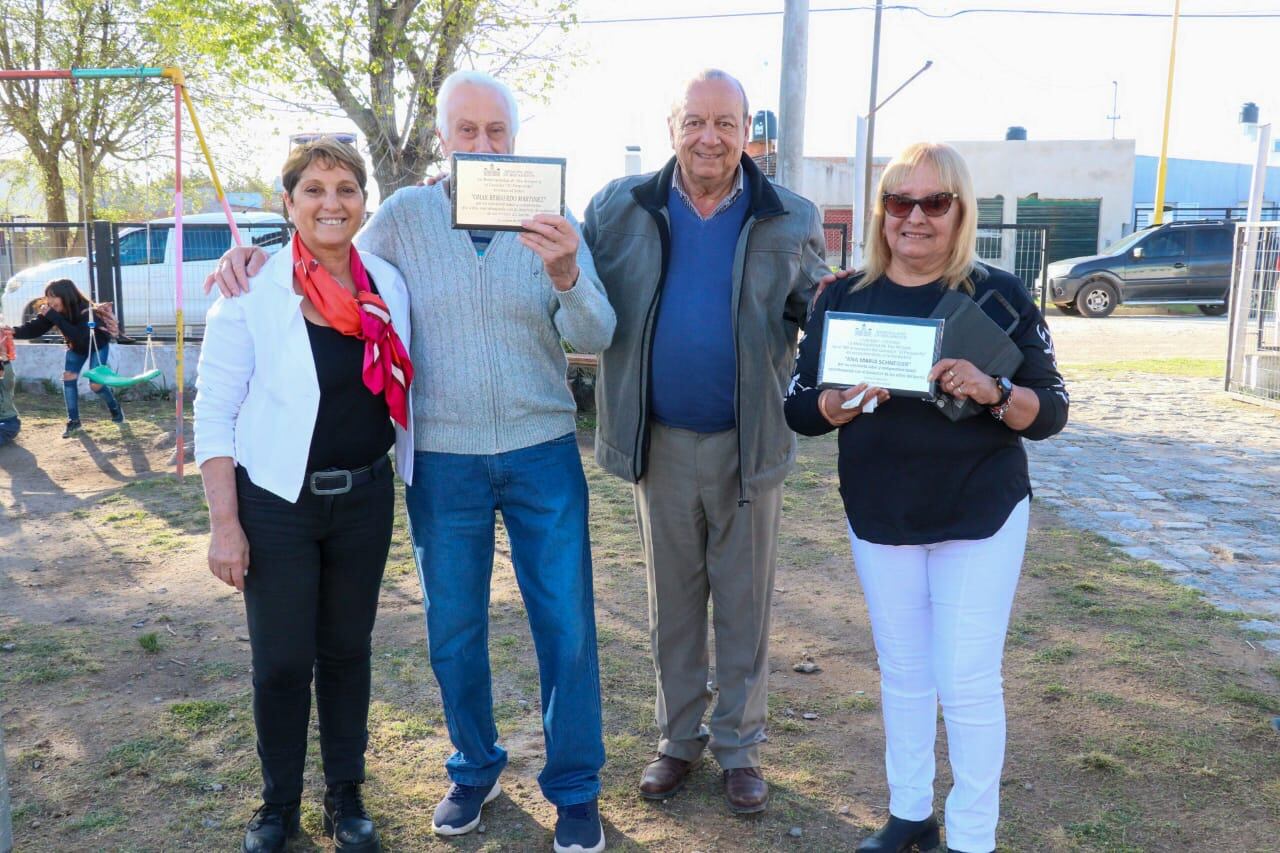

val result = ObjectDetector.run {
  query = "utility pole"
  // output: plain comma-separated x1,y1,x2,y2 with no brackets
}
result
1152,0,1182,225
777,0,809,193
861,0,884,251
1107,80,1121,140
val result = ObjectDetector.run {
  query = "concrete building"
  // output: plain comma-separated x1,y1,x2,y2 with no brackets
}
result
1132,155,1280,226
801,138,1137,270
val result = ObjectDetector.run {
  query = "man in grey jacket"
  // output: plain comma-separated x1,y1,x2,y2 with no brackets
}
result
206,71,614,853
583,69,827,815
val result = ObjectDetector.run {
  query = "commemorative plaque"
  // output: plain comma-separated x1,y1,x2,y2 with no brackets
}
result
817,312,944,398
451,153,566,231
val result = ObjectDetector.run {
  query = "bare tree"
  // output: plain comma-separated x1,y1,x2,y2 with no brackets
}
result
0,0,238,225
0,0,79,223
164,0,580,199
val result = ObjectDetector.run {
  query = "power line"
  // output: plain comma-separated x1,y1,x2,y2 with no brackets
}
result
575,5,1280,25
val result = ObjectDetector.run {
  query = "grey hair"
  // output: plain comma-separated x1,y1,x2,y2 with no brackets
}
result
436,70,520,137
670,69,751,122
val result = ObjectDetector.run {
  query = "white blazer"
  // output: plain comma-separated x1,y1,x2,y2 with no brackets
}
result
194,247,415,501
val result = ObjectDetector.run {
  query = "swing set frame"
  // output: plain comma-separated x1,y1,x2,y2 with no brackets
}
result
0,65,244,477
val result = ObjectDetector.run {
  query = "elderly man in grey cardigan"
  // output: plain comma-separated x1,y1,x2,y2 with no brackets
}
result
205,72,614,853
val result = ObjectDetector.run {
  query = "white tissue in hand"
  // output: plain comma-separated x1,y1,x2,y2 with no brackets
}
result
840,390,866,410
841,390,878,414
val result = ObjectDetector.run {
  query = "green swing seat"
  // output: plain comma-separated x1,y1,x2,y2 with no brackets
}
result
83,364,162,388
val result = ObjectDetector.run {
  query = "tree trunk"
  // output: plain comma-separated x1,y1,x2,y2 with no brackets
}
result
32,149,76,253
368,135,439,201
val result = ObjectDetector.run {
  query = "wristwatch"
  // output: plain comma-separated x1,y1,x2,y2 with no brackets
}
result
989,376,1014,420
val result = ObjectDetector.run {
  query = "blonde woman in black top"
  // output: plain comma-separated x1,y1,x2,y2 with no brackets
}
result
785,142,1068,853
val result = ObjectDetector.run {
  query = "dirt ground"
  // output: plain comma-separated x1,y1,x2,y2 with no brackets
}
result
1,323,1278,851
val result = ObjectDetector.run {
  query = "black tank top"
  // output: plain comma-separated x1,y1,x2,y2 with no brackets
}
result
302,286,396,472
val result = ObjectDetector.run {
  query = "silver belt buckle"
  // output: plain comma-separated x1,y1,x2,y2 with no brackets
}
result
309,469,353,496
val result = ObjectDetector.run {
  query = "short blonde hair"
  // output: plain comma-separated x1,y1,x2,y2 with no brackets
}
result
282,136,368,199
861,142,982,292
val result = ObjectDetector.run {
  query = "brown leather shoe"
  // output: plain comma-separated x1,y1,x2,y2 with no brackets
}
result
638,754,699,800
723,766,769,814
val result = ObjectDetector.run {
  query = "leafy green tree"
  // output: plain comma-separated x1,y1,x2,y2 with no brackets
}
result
0,1,174,224
0,0,252,228
154,0,579,198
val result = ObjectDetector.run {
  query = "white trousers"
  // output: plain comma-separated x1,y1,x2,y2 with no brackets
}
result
848,498,1029,853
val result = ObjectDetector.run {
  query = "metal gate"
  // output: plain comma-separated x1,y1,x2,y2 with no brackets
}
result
822,221,849,269
1225,222,1280,406
975,223,1049,312
1016,197,1100,264
0,220,89,334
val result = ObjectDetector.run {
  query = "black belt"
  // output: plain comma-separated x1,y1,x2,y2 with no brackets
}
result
307,454,389,496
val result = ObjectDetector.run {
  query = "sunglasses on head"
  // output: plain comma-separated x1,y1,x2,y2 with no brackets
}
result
882,191,958,218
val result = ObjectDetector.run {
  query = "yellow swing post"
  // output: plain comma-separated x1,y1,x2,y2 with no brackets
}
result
160,67,243,478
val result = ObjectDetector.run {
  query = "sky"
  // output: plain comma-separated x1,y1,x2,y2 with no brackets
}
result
5,0,1279,217
512,0,1280,212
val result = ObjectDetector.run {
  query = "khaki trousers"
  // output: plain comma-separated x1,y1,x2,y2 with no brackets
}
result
633,423,782,769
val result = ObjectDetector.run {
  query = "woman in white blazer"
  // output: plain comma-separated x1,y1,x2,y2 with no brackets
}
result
194,138,413,853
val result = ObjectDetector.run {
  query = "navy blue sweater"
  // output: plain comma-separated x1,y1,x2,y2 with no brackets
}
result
649,181,751,432
784,265,1069,545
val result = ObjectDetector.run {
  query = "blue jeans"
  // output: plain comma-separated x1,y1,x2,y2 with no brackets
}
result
0,416,19,446
64,345,120,422
405,433,605,806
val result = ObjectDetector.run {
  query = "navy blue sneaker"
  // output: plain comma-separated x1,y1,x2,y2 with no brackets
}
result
431,780,500,836
553,799,605,853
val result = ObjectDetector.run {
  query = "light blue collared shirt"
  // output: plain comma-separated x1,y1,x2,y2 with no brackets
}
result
672,165,745,221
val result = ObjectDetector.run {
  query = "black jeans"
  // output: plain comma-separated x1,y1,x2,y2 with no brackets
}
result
236,463,393,805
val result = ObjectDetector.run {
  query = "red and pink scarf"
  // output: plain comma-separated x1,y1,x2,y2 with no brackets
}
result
292,234,413,428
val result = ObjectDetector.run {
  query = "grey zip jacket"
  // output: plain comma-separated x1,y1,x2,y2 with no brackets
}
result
583,154,828,501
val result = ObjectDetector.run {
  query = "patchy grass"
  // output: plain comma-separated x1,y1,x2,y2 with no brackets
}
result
1064,357,1225,378
137,632,161,653
167,700,232,731
0,624,102,685
3,416,1280,851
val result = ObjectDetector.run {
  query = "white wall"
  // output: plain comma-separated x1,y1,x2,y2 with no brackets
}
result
948,139,1135,250
801,157,856,208
10,341,199,393
802,139,1136,252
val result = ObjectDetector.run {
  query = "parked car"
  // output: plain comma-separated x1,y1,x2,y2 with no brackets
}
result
2,211,290,331
1048,220,1234,318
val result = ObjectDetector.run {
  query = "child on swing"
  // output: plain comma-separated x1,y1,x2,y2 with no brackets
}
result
5,278,124,437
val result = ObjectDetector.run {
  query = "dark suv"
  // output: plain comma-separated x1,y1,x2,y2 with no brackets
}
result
1048,220,1233,318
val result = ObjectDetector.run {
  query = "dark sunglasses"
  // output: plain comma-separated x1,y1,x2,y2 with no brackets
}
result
882,191,959,218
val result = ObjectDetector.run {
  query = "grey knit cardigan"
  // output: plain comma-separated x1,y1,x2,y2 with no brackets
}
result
356,183,616,455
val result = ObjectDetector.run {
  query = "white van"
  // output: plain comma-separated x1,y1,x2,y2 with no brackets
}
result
2,211,290,331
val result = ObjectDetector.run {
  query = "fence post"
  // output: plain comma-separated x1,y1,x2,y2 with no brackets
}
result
90,220,122,331
1040,228,1049,313
1,717,12,853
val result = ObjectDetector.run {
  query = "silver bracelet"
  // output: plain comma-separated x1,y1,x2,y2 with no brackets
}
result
990,395,1014,421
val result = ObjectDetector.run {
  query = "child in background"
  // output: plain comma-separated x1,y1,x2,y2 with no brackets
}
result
6,278,123,437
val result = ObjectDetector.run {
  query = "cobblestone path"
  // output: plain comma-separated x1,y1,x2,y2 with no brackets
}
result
1027,373,1280,650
